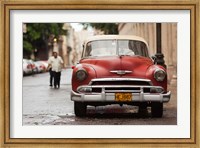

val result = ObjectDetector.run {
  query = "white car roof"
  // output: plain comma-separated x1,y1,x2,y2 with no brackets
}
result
84,35,149,46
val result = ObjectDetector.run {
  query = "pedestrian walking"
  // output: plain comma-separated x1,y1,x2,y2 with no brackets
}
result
47,50,64,89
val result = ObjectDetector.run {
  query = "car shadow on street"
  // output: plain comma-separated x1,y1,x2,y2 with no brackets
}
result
85,112,151,119
85,107,152,119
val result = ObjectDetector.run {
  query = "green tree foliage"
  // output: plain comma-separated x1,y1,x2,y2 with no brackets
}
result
23,23,66,57
82,23,118,34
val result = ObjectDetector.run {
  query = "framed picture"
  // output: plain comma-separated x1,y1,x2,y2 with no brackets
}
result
0,0,199,147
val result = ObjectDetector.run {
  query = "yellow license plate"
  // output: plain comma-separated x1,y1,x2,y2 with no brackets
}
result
115,93,132,101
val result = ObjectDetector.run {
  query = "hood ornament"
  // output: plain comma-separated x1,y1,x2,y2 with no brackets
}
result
110,70,132,75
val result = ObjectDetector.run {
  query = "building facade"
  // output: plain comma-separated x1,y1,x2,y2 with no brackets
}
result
118,23,177,83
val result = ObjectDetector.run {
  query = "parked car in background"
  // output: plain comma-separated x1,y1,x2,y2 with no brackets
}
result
34,61,46,73
28,59,38,74
40,61,49,70
71,35,171,117
23,59,32,75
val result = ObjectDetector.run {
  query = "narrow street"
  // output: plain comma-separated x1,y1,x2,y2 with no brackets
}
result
23,69,177,125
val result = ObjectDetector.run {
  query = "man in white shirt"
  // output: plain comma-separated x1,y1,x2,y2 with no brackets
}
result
47,50,64,89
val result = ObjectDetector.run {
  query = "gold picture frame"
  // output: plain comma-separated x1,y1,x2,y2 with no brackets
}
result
0,0,199,147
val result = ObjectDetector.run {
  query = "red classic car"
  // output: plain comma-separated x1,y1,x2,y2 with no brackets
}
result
71,35,171,117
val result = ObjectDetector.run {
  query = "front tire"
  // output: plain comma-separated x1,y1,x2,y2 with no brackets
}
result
151,102,163,118
74,102,87,117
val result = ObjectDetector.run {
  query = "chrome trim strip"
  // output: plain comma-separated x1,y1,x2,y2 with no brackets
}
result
105,90,141,93
78,85,162,89
89,78,152,85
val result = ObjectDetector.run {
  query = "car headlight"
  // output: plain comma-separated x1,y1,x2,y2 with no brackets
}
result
76,69,88,81
154,69,166,82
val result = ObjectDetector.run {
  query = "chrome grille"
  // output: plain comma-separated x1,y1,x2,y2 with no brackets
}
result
77,85,163,94
89,78,152,86
77,78,159,94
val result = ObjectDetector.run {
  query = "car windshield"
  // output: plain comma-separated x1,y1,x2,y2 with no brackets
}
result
84,39,149,57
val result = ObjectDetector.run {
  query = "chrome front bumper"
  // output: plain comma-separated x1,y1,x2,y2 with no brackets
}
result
71,87,171,103
71,78,171,103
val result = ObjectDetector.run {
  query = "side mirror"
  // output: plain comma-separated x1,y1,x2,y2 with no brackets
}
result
151,55,157,64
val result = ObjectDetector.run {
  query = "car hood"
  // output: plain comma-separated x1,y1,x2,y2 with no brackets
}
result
80,56,153,78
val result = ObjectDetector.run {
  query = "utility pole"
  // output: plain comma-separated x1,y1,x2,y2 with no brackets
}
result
155,23,166,68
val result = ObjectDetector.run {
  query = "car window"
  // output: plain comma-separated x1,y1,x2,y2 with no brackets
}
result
85,40,117,57
84,39,148,57
118,40,148,57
